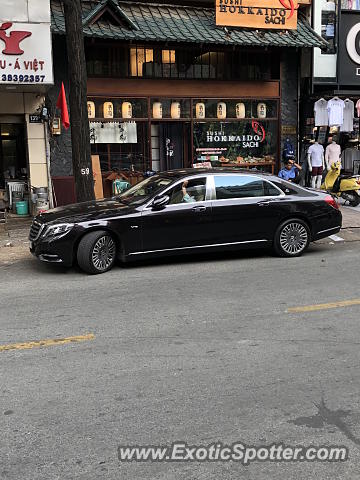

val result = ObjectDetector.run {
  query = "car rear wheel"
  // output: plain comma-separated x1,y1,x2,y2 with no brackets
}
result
77,231,116,274
273,219,310,257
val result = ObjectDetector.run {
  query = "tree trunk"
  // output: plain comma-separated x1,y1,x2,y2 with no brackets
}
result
63,0,94,202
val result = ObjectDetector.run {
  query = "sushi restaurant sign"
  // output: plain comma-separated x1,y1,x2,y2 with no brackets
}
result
215,0,298,30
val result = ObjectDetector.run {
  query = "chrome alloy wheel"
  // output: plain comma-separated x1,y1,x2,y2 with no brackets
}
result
279,222,308,255
91,235,115,271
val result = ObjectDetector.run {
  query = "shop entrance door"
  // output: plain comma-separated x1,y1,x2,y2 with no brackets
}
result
158,122,190,170
0,123,26,188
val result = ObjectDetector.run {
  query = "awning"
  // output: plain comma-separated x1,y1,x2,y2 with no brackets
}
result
51,0,327,50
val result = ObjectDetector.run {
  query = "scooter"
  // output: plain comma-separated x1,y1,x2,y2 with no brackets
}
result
321,161,360,207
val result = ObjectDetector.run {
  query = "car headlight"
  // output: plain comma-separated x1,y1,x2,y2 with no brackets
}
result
42,223,74,239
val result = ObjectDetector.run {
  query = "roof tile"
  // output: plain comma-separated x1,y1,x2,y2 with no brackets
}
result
51,0,327,50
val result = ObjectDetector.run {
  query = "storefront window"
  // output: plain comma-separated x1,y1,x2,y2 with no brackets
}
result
321,0,337,54
86,44,129,77
90,122,148,172
341,0,359,9
130,47,153,76
86,43,280,81
193,121,277,166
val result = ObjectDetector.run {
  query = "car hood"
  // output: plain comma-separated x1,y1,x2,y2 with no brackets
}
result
36,198,137,224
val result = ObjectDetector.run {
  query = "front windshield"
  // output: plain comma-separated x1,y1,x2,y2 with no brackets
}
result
117,175,173,205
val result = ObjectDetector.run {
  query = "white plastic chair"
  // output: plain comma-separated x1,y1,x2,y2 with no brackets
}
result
7,181,25,209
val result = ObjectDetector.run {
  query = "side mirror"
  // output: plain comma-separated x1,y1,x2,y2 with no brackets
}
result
152,194,170,210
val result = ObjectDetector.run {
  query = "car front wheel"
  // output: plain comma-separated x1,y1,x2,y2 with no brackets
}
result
273,219,310,257
77,231,116,274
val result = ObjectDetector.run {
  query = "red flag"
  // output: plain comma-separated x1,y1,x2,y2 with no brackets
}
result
56,82,70,129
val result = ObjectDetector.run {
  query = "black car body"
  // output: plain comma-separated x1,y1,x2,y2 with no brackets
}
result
29,169,342,274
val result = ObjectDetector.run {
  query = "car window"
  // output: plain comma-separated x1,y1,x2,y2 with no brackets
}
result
271,180,318,196
168,178,207,204
214,175,265,199
118,175,173,205
263,180,282,197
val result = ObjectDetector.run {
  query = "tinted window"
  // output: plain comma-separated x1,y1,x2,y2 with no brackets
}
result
118,175,173,205
271,180,317,197
263,180,282,197
168,178,207,204
214,176,264,199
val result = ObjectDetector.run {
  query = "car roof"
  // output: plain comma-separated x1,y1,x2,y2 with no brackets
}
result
160,167,278,182
157,168,320,197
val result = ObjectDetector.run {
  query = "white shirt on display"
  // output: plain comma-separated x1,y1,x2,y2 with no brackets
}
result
327,97,345,126
314,98,328,126
340,99,354,132
308,142,324,167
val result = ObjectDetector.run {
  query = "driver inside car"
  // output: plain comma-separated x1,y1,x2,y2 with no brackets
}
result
182,180,196,203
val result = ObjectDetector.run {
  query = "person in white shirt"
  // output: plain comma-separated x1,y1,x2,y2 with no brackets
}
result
308,141,325,189
325,137,341,170
327,97,345,126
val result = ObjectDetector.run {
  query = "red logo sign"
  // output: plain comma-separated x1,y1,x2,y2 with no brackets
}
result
0,22,32,55
278,0,295,19
252,120,266,142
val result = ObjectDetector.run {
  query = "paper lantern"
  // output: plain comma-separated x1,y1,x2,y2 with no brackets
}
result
236,102,245,119
153,102,163,119
103,102,114,119
171,102,181,119
122,101,132,119
195,102,205,119
217,102,226,119
87,101,95,119
257,102,267,119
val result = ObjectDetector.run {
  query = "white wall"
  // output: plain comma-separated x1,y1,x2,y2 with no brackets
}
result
0,0,50,23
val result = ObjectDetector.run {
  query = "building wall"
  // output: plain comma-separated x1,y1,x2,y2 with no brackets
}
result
1,0,53,192
49,37,300,178
281,49,299,160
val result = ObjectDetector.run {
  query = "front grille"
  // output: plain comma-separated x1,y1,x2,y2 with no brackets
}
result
29,220,45,241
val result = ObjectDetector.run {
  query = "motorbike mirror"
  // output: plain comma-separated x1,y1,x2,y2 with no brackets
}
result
152,194,170,210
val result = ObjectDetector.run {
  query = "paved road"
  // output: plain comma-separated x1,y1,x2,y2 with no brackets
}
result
1,241,360,479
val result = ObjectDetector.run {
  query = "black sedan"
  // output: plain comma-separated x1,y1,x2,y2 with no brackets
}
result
29,169,342,274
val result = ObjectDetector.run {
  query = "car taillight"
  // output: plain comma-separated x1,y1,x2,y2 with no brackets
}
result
324,195,339,210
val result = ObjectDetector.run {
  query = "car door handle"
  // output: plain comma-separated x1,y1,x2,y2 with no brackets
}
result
257,200,270,207
192,205,206,213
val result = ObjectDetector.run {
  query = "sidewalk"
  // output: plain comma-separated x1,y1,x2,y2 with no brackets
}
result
0,214,32,264
336,205,360,243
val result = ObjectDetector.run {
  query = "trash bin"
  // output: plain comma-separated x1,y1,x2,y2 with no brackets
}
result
12,191,23,211
15,200,29,216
